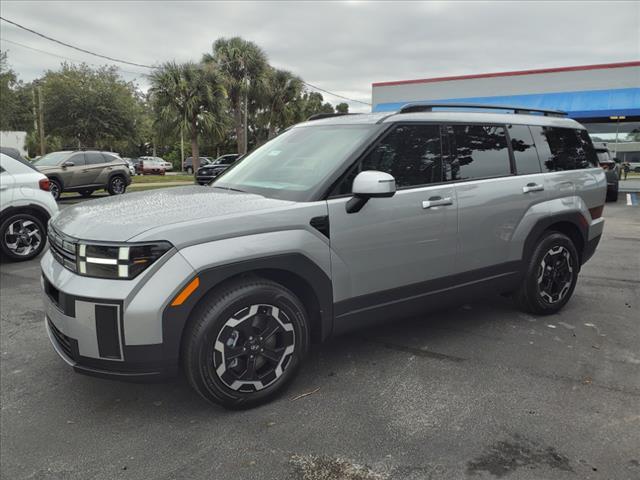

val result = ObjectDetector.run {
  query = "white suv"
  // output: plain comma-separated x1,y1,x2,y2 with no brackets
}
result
0,153,59,261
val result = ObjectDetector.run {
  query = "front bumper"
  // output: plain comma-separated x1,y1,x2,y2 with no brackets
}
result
41,247,196,381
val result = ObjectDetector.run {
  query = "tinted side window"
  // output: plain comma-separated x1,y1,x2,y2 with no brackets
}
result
102,153,118,163
508,124,541,175
68,153,86,166
541,127,594,171
84,153,105,165
576,129,598,167
360,124,442,189
445,124,510,181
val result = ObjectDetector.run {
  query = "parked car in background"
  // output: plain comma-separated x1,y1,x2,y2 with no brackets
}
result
593,142,619,202
140,156,172,171
195,153,241,185
137,158,167,175
184,156,212,174
33,150,131,200
0,152,58,261
41,105,605,409
123,158,137,176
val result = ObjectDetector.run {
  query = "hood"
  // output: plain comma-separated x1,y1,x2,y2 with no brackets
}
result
52,186,293,242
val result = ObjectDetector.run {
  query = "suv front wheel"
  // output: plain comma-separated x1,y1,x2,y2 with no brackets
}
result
515,232,579,315
182,278,309,409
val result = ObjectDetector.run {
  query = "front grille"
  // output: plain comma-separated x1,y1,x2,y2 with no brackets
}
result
48,227,78,272
48,318,74,359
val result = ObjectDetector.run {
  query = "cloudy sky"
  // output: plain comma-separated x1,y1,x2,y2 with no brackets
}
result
1,1,638,112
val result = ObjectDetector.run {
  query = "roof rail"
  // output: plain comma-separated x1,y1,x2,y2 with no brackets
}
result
398,102,567,117
306,112,360,121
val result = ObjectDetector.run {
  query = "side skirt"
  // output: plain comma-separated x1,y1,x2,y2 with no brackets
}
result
332,261,522,335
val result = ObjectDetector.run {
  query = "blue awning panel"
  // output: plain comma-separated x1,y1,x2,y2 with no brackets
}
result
373,88,640,118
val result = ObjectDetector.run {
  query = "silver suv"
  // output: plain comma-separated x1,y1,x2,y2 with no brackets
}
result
41,104,606,408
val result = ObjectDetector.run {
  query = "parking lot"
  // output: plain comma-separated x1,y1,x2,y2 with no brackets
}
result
1,196,638,480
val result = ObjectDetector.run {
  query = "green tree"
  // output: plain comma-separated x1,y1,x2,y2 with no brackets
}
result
262,68,303,139
149,61,227,172
335,102,349,114
41,63,143,148
204,37,268,155
293,91,334,122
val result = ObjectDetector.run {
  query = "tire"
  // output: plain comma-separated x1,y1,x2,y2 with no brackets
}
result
514,232,579,315
186,167,193,175
107,175,126,195
49,178,62,201
79,189,94,198
182,277,310,409
606,188,618,202
0,213,47,261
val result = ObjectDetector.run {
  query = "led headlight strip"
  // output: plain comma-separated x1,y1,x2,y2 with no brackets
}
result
77,242,171,279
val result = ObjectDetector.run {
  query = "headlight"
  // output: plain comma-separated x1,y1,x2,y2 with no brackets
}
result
77,241,172,279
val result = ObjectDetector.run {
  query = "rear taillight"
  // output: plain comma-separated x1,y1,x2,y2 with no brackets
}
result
39,178,50,191
589,205,604,220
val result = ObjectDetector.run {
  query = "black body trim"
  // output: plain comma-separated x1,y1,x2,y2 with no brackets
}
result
333,261,522,335
310,215,330,238
522,212,589,265
161,253,334,365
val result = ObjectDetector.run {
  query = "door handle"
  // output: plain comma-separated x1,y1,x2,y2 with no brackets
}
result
422,196,453,209
522,183,544,193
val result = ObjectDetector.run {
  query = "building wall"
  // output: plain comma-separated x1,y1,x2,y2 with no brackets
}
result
372,62,640,118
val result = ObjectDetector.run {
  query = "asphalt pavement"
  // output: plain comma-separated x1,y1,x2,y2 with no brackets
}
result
1,197,639,480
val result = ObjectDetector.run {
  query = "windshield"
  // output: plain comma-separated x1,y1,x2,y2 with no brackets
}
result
33,151,71,166
213,125,374,200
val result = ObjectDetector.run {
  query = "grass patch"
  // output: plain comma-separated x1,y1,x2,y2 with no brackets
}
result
132,174,194,184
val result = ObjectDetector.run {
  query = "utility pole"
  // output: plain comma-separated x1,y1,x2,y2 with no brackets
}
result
180,128,185,171
244,89,248,154
37,85,45,156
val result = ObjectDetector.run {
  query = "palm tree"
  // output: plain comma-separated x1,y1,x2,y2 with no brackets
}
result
263,68,303,139
148,61,227,173
203,37,268,155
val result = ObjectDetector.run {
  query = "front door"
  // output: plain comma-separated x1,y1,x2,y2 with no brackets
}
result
63,152,90,188
327,123,459,330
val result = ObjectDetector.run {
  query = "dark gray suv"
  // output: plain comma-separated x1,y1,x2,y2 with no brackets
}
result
34,150,131,200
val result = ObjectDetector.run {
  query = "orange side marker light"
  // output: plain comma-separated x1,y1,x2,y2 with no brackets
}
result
171,277,200,307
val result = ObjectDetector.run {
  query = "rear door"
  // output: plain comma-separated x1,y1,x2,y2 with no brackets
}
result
327,123,459,325
448,123,547,272
63,152,88,188
82,151,108,185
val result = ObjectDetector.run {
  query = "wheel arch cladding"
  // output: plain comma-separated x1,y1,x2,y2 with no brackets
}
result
161,254,333,367
523,213,587,266
0,204,51,227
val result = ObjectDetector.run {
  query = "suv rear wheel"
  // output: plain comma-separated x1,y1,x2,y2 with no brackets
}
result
107,175,126,195
515,232,579,315
0,213,46,261
49,179,62,201
182,277,309,409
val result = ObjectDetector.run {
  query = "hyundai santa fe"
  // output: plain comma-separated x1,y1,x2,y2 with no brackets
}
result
41,104,606,408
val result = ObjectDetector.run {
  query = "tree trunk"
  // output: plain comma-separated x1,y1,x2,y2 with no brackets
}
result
234,96,245,155
268,123,276,140
190,122,200,175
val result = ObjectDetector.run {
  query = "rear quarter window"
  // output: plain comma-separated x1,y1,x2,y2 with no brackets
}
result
535,127,597,172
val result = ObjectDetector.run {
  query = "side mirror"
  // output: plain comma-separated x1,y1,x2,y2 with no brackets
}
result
346,170,396,214
62,161,74,167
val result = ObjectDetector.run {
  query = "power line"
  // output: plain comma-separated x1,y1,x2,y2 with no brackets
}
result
0,37,148,76
301,80,371,106
0,16,155,69
0,15,372,106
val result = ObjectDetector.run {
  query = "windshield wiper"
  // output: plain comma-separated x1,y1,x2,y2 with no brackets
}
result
212,185,248,193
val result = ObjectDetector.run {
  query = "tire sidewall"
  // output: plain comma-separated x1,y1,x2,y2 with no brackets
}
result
524,232,579,314
49,179,61,200
187,282,309,408
0,213,46,261
108,175,126,195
